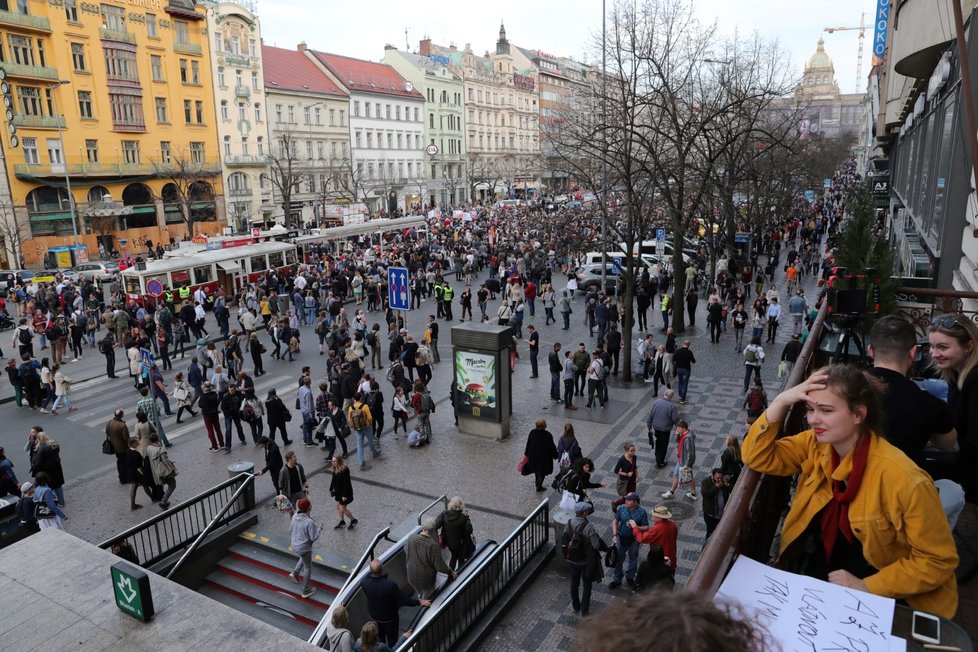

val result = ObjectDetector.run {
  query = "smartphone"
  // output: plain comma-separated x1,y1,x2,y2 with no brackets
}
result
911,610,941,645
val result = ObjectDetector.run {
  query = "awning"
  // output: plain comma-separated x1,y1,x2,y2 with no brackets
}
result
217,261,241,273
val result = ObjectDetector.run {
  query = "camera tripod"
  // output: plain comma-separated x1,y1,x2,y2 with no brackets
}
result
830,316,869,367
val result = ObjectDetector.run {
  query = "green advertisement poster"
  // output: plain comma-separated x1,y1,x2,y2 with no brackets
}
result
454,349,498,421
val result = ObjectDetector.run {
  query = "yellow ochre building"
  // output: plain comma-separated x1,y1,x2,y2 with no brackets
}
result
0,0,224,268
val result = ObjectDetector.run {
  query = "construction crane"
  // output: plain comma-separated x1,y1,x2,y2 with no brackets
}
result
824,12,867,93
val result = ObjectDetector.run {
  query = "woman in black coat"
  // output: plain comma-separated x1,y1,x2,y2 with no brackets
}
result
328,455,357,530
264,389,292,445
564,457,605,502
524,419,557,492
29,432,65,505
435,496,475,570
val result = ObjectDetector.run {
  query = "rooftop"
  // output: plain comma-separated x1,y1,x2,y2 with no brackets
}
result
309,50,425,99
261,44,347,97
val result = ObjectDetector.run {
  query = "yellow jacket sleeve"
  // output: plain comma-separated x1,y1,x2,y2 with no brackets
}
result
741,412,813,477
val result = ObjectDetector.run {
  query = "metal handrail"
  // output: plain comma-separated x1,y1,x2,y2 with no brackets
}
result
99,472,255,566
685,299,829,594
165,473,255,579
417,495,448,526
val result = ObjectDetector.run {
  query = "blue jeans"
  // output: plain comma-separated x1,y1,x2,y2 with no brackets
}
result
613,538,639,583
936,479,966,529
301,414,315,445
154,415,171,447
527,298,535,316
676,368,691,401
305,307,316,325
355,427,380,466
550,371,561,400
224,414,245,445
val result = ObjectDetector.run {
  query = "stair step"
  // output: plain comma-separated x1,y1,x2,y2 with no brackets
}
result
235,531,355,576
218,554,337,602
198,584,315,640
226,542,349,590
205,568,327,624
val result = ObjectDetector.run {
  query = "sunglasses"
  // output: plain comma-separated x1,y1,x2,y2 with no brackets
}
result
931,315,963,329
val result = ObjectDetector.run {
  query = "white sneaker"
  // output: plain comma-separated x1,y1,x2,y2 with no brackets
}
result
661,490,674,499
686,492,698,500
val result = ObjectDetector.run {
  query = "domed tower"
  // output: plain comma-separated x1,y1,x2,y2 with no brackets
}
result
797,37,841,100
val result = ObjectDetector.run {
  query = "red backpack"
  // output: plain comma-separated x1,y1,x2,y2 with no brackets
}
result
747,388,766,414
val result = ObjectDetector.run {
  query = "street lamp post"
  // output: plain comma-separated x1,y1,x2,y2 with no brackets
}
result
303,100,325,226
50,80,82,261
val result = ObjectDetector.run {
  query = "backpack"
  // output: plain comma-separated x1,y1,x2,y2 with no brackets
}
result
20,363,39,384
98,339,109,354
747,388,766,414
561,522,588,563
386,362,398,383
745,347,758,364
366,331,376,346
242,401,257,421
349,403,369,430
18,327,31,345
594,361,607,381
420,392,435,414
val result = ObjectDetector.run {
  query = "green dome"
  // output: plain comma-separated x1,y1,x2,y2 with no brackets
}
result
807,38,834,70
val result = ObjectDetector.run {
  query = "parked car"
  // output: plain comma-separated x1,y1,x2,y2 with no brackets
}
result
575,263,622,294
563,200,583,210
63,261,120,282
0,270,33,291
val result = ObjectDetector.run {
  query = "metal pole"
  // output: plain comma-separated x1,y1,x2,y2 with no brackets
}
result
51,81,81,257
952,0,978,238
601,0,608,294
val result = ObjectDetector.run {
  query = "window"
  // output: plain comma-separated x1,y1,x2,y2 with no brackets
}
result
274,104,281,122
78,91,93,119
150,54,163,81
121,140,140,164
183,99,191,123
17,86,43,116
249,39,257,57
220,100,228,120
85,139,98,163
101,4,126,31
8,35,33,66
364,103,370,118
241,136,248,155
396,106,401,120
174,21,189,45
235,69,241,87
70,43,86,71
193,266,212,284
154,97,167,122
229,35,239,54
353,101,360,117
287,105,294,123
251,71,258,90
22,137,38,164
387,133,392,149
331,141,337,158
105,47,138,81
385,104,391,119
315,107,321,125
191,61,199,85
355,131,361,148
195,101,203,124
46,139,63,165
303,106,310,125
223,135,231,157
214,34,221,54
217,66,224,86
237,102,245,120
256,136,264,156
160,141,171,163
109,94,144,128
65,0,78,22
317,141,324,159
253,102,261,122
145,13,157,38
305,140,312,159
190,142,204,163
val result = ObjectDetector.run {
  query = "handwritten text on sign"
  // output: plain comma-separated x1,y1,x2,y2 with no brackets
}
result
716,556,905,652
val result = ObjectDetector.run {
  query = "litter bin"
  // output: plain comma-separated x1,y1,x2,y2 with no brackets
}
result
228,461,254,479
227,461,256,512
552,507,573,570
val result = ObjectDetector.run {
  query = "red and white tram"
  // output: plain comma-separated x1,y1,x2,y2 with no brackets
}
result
120,240,297,303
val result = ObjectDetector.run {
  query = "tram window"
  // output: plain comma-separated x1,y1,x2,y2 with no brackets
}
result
193,266,213,284
285,248,297,265
125,277,142,294
251,255,267,272
172,270,190,286
268,252,283,268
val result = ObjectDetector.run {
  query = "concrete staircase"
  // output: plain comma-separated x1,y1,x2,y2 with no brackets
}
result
198,531,353,640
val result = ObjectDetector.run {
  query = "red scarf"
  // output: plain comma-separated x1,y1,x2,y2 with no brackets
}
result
820,435,871,559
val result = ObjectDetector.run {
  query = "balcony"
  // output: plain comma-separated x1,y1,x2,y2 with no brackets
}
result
11,114,65,129
99,27,135,44
219,52,251,68
224,154,267,167
2,62,59,81
174,42,202,56
227,185,252,197
234,84,250,98
0,10,51,33
14,159,222,180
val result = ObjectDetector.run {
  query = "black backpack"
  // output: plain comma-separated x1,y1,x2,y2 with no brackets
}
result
561,522,588,563
18,328,31,345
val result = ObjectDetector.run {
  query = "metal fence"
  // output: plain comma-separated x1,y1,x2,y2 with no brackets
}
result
399,499,551,652
98,473,255,568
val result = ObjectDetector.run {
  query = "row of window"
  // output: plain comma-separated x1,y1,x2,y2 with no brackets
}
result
352,101,420,122
273,138,349,161
424,88,463,105
217,67,261,92
464,109,538,130
467,132,538,151
21,137,207,166
466,86,536,111
354,160,423,182
352,131,422,151
273,104,345,127
220,100,262,123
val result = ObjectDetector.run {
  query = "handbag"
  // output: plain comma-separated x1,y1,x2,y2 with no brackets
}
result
33,490,55,520
777,360,789,378
679,466,692,483
284,408,293,422
438,533,447,549
517,455,530,476
604,545,618,568
559,490,579,512
615,476,630,497
102,438,114,455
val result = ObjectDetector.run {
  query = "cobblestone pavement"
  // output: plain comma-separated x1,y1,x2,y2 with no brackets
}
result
1,249,830,647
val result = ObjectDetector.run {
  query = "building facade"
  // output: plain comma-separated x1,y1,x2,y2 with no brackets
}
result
306,49,425,214
202,0,271,232
1,0,223,268
382,45,467,208
261,44,349,227
792,38,866,141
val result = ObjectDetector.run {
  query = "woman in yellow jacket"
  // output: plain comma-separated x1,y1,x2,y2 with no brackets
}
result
742,364,958,618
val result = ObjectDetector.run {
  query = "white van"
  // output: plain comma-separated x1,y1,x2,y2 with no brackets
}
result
583,251,662,273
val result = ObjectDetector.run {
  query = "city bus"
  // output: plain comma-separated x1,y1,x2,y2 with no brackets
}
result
120,240,298,304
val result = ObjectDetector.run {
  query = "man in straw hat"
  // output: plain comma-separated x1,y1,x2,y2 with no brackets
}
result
629,504,678,571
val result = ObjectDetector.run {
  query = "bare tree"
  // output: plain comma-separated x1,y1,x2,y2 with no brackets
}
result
152,151,219,236
266,127,303,227
0,199,25,268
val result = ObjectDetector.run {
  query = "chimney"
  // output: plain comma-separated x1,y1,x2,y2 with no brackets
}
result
419,39,431,56
384,44,396,51
297,41,307,52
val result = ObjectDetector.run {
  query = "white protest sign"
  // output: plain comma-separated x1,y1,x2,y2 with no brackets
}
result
716,556,907,652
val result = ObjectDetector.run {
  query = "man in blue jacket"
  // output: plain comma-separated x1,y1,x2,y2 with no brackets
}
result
361,559,431,646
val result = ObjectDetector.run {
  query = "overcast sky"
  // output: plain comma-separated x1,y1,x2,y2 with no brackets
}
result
260,0,875,95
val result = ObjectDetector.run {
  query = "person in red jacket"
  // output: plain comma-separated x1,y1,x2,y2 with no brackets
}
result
629,504,678,571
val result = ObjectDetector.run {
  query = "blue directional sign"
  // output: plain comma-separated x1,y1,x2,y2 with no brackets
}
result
656,228,666,242
388,266,410,311
804,190,816,203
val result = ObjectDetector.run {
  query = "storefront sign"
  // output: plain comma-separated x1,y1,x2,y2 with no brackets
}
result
872,177,889,196
454,350,498,421
111,561,154,622
513,73,535,91
873,0,890,65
